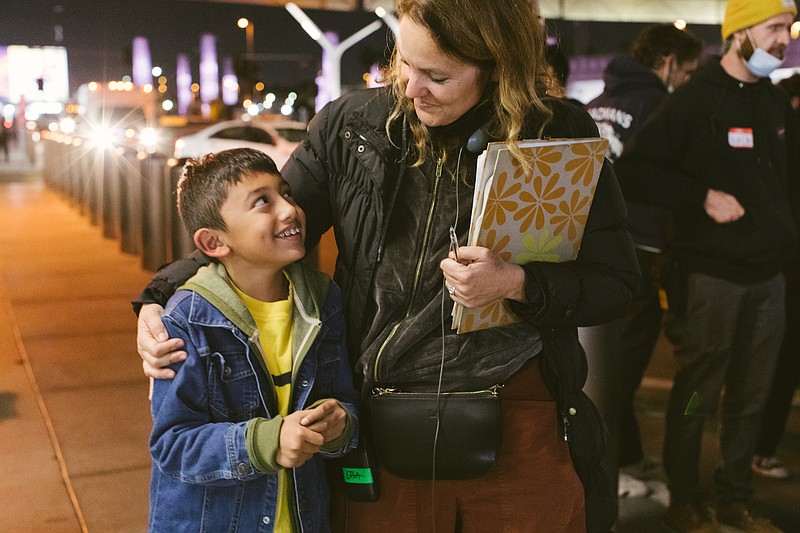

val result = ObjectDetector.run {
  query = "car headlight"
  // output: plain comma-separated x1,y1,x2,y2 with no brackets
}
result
90,125,113,149
140,127,159,153
59,117,76,134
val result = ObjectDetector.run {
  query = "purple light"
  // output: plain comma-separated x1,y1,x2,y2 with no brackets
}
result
199,34,219,115
315,31,338,112
132,37,152,87
221,57,238,106
176,54,191,115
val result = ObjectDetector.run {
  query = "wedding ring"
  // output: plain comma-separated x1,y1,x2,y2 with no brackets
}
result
447,285,456,295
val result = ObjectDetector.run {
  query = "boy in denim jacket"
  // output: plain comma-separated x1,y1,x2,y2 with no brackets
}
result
148,148,358,533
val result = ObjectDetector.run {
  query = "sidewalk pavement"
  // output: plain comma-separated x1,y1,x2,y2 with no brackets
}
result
1,166,798,532
0,178,153,532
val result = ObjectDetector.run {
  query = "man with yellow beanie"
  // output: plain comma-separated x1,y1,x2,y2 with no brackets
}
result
616,1,799,532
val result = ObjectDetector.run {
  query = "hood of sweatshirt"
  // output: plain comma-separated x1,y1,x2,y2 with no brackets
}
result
602,55,666,96
180,261,329,339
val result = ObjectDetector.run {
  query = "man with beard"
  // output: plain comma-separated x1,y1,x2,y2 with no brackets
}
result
616,1,800,531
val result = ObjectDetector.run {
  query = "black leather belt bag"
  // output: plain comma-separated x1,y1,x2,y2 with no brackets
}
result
369,387,501,480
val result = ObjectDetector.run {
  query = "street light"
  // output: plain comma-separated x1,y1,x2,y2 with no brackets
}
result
237,17,254,58
374,6,399,37
285,2,383,109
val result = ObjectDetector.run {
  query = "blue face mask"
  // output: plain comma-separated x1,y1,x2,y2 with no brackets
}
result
747,47,784,77
743,30,784,78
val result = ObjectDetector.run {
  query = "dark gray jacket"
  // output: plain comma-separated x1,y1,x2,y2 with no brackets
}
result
281,88,637,386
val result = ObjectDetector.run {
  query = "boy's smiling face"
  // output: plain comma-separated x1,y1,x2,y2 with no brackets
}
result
217,171,306,270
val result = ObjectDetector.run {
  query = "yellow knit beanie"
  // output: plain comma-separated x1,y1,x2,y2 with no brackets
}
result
722,0,797,39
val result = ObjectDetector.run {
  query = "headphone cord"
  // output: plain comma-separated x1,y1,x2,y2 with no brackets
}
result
431,145,466,532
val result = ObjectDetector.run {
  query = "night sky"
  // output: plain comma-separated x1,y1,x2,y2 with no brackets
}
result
0,1,724,99
0,0,394,96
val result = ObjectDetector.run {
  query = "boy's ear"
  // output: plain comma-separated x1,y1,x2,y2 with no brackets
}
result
193,228,230,258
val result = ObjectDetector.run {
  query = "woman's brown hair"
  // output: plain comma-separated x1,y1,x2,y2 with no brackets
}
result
383,0,552,171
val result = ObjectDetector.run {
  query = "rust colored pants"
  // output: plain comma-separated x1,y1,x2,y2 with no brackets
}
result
331,358,586,533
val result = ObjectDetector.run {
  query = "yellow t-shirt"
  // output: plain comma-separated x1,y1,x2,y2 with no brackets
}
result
233,281,295,533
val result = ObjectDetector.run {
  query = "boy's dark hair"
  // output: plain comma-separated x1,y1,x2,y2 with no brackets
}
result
177,147,280,235
631,23,704,69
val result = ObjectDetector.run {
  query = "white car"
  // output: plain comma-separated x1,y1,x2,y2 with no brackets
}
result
173,119,307,168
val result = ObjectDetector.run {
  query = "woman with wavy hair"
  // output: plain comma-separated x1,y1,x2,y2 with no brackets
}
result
135,0,638,531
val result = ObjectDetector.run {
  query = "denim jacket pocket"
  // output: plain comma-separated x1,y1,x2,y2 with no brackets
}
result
208,351,262,421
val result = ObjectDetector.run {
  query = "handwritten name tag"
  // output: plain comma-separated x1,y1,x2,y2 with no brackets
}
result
728,128,754,149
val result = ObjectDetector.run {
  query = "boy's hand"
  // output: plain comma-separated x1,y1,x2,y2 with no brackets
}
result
300,400,347,443
276,410,325,468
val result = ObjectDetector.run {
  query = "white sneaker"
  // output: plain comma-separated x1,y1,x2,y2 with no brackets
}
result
618,472,649,498
751,455,789,480
645,478,670,508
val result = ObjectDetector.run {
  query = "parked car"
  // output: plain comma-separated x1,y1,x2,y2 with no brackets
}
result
173,119,307,168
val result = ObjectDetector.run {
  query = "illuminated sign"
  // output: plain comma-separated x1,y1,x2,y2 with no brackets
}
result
0,46,69,103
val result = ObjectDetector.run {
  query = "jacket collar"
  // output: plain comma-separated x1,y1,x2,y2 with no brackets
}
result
602,55,667,95
693,59,774,91
179,262,328,339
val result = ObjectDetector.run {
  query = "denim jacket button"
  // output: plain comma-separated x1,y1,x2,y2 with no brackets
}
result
262,516,271,525
223,366,232,378
236,463,250,476
301,380,309,387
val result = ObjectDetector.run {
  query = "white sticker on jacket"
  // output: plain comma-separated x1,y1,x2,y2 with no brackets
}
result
728,128,754,149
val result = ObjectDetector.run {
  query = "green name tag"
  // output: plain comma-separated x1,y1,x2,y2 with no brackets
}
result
342,467,374,484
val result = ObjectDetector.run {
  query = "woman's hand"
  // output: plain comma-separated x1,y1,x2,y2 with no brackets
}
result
137,304,186,379
440,246,526,308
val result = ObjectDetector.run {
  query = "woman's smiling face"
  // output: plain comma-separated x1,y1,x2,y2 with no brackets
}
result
397,16,486,127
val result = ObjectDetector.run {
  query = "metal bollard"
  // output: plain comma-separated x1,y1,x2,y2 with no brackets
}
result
119,150,144,255
87,146,105,227
76,144,94,218
140,157,171,271
102,147,123,240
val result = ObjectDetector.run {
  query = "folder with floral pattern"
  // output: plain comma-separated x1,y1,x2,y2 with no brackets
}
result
453,137,608,334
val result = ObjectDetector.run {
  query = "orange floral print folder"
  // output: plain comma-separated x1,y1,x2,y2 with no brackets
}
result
453,137,609,334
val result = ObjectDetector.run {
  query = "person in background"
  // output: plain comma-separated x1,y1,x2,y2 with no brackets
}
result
584,23,703,501
135,0,639,531
148,148,358,532
545,40,571,99
751,72,800,481
0,120,9,163
776,72,800,108
616,0,800,531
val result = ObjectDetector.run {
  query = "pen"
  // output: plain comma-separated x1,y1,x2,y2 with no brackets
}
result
449,226,460,263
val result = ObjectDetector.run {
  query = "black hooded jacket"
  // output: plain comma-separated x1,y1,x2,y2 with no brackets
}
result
587,56,669,161
587,56,673,250
616,61,800,283
279,88,637,391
